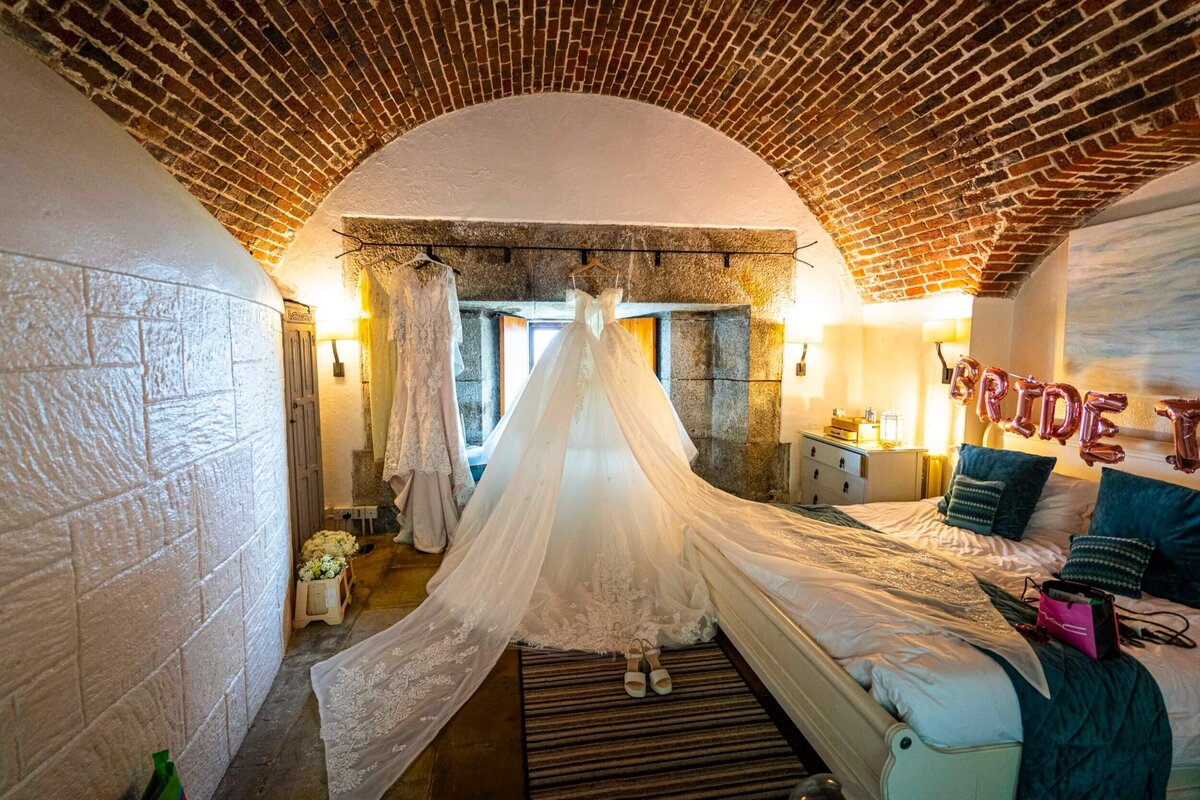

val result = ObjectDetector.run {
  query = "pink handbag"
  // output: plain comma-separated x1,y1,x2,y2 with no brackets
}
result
1035,579,1120,660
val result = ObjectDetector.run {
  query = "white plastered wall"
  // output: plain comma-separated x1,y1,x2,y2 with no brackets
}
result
276,93,864,505
0,35,289,800
860,294,976,462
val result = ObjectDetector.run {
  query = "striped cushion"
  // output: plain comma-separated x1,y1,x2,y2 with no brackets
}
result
943,474,1006,535
1061,535,1156,598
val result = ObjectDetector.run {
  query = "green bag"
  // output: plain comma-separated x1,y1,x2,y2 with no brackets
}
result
140,750,186,800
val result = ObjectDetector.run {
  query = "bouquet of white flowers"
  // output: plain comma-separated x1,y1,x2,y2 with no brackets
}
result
300,529,360,562
297,553,347,582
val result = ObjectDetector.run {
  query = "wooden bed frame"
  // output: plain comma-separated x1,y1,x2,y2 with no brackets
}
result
692,533,1200,800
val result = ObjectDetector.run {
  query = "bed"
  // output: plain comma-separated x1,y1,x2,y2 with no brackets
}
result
695,435,1200,800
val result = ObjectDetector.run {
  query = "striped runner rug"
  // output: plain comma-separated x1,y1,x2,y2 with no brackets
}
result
519,639,810,800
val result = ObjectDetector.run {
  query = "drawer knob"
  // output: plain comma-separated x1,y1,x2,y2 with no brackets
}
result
810,446,816,457
813,468,820,480
839,456,845,469
843,481,850,493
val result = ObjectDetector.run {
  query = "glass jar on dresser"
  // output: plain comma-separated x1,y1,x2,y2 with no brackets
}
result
800,430,927,505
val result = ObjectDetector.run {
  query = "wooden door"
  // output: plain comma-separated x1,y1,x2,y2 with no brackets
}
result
283,301,324,561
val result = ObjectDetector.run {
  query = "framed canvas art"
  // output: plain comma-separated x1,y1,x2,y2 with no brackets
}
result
1064,201,1200,396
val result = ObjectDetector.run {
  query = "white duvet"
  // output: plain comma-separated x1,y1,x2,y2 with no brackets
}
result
730,499,1200,767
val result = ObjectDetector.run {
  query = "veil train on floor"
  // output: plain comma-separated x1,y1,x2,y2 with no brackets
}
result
310,287,1046,800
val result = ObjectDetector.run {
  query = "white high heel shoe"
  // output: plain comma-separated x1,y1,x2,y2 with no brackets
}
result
623,639,647,699
640,638,672,696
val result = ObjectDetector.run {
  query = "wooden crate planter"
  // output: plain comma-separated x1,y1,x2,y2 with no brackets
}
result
293,567,351,628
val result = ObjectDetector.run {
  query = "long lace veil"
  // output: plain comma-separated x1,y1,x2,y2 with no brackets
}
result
311,289,1047,800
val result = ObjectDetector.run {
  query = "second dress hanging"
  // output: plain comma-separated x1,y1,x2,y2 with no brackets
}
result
378,259,474,553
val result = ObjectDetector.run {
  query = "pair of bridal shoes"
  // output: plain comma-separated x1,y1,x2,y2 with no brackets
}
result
623,638,672,698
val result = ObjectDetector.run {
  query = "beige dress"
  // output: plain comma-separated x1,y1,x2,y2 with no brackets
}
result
379,262,474,552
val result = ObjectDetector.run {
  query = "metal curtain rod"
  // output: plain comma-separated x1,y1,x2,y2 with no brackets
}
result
333,229,818,269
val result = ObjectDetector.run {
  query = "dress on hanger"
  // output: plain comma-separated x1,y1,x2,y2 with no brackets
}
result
377,261,474,553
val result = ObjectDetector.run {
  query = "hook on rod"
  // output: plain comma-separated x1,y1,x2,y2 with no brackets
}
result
792,241,818,258
333,229,365,259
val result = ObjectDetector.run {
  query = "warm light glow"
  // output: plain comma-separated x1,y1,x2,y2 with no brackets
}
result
785,312,824,344
880,410,904,448
921,319,957,343
955,317,971,342
316,313,365,341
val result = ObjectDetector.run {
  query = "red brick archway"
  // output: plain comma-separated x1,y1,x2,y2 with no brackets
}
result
2,0,1198,300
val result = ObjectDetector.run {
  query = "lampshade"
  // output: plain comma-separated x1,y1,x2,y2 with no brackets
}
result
785,316,824,345
921,319,957,344
316,315,361,341
955,317,972,341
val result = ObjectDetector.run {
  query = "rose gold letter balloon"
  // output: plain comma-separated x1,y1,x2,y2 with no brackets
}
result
1039,383,1083,444
1079,391,1128,466
976,367,1010,424
1155,398,1200,474
1004,377,1045,438
949,357,980,405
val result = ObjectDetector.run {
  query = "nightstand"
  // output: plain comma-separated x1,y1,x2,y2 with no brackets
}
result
800,430,926,506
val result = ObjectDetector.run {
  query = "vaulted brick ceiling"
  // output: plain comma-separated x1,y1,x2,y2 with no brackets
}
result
3,1,1199,300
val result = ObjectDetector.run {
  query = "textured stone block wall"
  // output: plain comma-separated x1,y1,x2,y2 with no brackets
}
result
347,218,794,505
4,2,1200,299
0,253,289,800
664,309,789,501
456,310,501,447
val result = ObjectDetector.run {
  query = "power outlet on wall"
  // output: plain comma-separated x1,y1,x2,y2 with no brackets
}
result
329,506,379,521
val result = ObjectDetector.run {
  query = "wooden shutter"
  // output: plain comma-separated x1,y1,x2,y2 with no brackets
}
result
619,317,658,373
499,315,529,415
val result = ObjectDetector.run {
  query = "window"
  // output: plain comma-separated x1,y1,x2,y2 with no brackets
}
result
499,315,658,415
528,322,566,370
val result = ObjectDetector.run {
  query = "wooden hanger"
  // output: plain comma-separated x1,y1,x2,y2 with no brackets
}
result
569,253,621,288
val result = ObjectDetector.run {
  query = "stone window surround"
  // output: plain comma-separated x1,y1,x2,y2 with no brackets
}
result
346,217,796,504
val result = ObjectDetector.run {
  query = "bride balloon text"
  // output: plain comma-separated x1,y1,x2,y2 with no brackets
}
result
1156,398,1200,474
949,357,1136,467
951,357,1200,473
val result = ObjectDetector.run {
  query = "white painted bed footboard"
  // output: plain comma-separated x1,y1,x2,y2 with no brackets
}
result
692,534,1200,800
694,533,1021,800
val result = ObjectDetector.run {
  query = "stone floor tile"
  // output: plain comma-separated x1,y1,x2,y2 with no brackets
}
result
215,539,525,800
367,565,438,608
427,739,526,800
342,606,418,649
388,546,443,569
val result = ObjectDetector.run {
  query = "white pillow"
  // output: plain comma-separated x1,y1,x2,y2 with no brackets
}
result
1024,473,1100,543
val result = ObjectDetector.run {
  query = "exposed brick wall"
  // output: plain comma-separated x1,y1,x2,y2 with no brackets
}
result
2,0,1199,300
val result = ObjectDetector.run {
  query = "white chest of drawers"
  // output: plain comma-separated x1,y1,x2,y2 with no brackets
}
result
799,431,926,506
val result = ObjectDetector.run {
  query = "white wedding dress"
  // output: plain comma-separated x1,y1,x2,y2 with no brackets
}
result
377,262,474,552
311,288,1048,800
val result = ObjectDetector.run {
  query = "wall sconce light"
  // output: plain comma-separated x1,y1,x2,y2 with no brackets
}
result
316,315,362,378
921,319,961,384
785,318,824,377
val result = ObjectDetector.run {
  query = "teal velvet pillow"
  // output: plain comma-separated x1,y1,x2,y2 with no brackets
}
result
939,444,1056,541
1060,534,1155,598
1088,468,1200,609
943,475,1006,535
